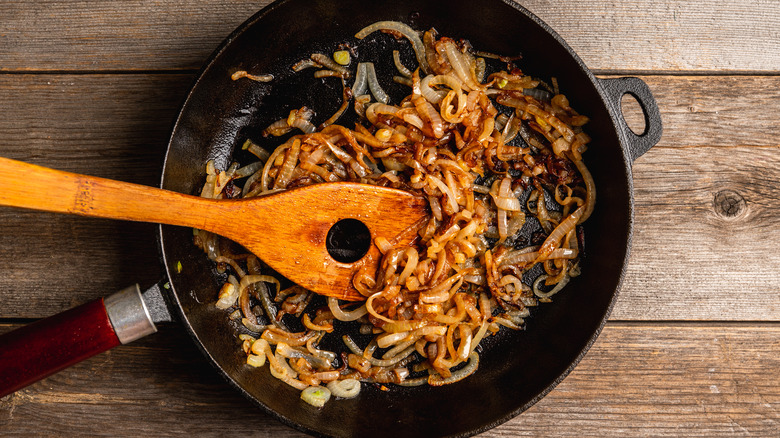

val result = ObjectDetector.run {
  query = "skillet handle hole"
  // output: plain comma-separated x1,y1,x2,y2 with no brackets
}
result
620,93,647,136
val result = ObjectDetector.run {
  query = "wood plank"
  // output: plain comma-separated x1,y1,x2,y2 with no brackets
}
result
522,0,780,73
494,323,780,437
1,73,779,320
0,323,776,436
617,75,780,148
0,0,272,72
0,74,190,179
0,1,779,73
609,78,780,320
614,146,780,321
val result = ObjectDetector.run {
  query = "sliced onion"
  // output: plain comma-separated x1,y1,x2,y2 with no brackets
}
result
306,337,338,364
498,247,577,266
231,70,273,82
573,158,596,223
251,338,270,356
246,353,266,367
289,115,316,134
537,205,585,260
426,174,459,214
262,328,316,347
393,50,413,77
234,161,264,179
364,62,389,104
327,297,368,321
493,195,522,211
273,139,301,189
276,342,332,369
428,352,479,386
368,344,416,367
365,291,398,324
292,58,320,71
376,331,411,348
327,379,360,399
301,386,331,407
319,82,352,129
419,75,447,104
456,325,473,361
475,57,486,83
365,102,399,124
397,376,429,387
310,53,350,77
413,95,445,138
352,62,368,96
272,367,308,390
523,88,552,101
497,208,507,242
342,335,364,355
401,112,425,130
355,21,430,74
241,317,267,333
533,274,570,299
442,41,481,91
215,282,238,309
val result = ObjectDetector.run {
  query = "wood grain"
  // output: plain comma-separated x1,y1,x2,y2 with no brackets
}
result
0,0,272,72
0,322,776,437
1,1,779,73
0,73,189,180
615,146,780,321
521,0,780,73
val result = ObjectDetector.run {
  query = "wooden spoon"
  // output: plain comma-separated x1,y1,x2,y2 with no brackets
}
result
0,157,429,301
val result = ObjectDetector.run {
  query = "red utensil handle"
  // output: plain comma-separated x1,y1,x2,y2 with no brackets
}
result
0,285,157,398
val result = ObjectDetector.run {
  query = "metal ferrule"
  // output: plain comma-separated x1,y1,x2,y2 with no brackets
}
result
104,284,158,344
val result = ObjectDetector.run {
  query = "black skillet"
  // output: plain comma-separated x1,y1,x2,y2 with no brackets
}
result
160,0,660,436
0,0,662,436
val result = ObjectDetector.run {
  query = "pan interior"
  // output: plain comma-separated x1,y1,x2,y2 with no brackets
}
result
161,0,632,436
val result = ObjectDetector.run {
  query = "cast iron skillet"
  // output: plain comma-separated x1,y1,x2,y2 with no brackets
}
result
160,0,662,436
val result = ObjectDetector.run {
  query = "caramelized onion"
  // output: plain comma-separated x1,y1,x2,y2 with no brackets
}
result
208,23,595,405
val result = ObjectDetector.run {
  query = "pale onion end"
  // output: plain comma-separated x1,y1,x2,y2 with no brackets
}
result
301,386,332,407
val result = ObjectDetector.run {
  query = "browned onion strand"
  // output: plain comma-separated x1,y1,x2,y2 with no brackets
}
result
201,22,595,406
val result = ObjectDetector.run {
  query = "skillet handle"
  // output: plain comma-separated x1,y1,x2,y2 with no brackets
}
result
0,284,157,398
599,77,663,162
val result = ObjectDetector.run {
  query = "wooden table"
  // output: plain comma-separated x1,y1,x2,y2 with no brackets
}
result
1,1,777,436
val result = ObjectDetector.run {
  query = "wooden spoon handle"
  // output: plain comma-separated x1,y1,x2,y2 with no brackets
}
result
0,156,219,229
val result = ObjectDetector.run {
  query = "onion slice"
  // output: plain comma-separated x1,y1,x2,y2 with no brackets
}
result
363,62,389,104
428,352,479,386
300,386,331,407
327,297,368,321
327,379,360,399
355,21,430,74
352,62,368,96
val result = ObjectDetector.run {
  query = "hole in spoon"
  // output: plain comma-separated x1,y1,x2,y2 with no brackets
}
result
326,218,371,263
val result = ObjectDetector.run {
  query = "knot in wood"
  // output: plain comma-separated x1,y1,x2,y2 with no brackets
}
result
713,190,746,218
